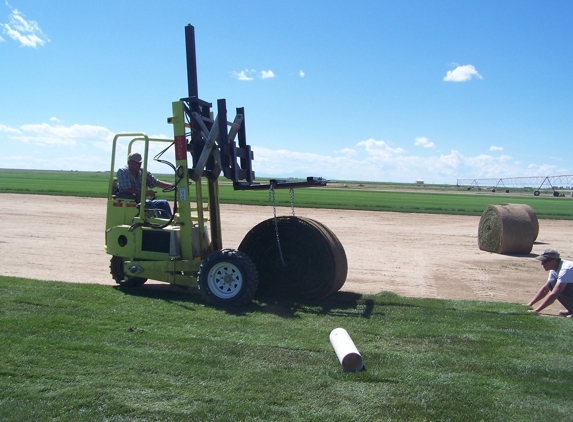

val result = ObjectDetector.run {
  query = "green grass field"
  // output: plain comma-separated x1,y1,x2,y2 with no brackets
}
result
1,170,572,420
1,169,572,219
1,277,572,421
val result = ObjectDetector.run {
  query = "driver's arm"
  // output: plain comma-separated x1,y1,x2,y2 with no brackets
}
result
155,180,173,189
532,282,567,312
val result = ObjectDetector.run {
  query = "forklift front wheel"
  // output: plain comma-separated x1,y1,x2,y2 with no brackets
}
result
198,249,259,307
109,256,148,287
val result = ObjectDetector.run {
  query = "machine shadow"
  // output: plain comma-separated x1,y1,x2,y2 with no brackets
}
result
113,284,378,319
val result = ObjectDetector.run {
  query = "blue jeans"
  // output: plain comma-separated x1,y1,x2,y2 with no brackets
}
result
145,199,172,218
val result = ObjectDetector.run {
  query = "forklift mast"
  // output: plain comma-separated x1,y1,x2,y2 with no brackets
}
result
180,24,326,191
169,24,326,252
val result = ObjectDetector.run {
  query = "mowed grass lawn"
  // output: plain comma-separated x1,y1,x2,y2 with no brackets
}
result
1,277,572,421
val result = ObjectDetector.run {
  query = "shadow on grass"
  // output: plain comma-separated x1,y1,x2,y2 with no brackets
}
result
113,282,526,321
113,283,419,319
113,283,203,312
249,292,378,319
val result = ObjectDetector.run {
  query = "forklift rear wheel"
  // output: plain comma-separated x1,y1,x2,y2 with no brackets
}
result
238,216,347,300
198,248,259,307
109,256,147,287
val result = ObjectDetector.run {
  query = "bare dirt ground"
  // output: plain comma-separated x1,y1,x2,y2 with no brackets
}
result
2,193,572,316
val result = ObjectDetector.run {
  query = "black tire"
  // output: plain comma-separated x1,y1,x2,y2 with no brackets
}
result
109,256,147,287
533,190,540,196
239,216,348,300
198,249,259,307
553,191,560,197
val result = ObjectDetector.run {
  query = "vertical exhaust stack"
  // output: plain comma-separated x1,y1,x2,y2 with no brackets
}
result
185,24,199,100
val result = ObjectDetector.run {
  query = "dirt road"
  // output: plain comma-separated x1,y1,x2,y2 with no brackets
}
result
2,193,572,315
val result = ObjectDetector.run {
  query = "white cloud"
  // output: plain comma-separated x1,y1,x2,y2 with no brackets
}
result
0,124,21,134
356,138,405,158
251,145,454,182
443,64,482,82
261,70,275,79
339,148,357,157
149,133,170,139
490,145,503,151
1,5,49,48
299,70,305,77
49,117,61,123
526,163,558,175
2,119,568,183
247,139,553,184
10,122,114,146
232,69,281,80
231,69,255,81
0,120,177,172
414,136,435,148
252,146,349,177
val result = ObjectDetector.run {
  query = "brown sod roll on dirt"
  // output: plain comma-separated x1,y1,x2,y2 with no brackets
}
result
478,204,536,254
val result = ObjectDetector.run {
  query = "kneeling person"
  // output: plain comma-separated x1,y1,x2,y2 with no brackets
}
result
526,249,573,317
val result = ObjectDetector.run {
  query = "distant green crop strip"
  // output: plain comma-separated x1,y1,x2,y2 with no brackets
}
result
219,185,573,219
0,170,109,197
0,169,571,219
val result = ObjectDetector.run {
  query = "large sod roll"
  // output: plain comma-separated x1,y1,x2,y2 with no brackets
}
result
478,204,538,254
238,216,347,300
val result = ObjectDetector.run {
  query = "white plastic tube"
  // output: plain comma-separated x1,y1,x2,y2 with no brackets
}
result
329,328,364,372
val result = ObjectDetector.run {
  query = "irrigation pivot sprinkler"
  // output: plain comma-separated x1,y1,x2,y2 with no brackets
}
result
104,24,347,306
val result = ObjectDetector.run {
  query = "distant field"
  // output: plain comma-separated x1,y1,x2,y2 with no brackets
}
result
1,169,571,219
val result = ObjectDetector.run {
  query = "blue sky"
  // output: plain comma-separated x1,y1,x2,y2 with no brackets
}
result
1,0,572,184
